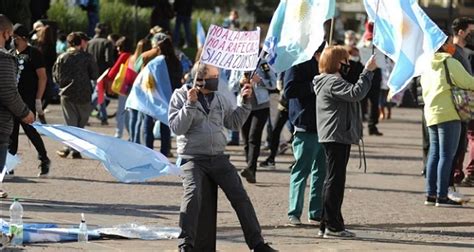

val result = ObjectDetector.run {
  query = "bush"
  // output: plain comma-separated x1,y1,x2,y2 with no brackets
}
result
48,0,151,40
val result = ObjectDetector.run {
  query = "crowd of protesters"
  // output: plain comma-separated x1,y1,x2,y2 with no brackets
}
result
0,2,473,251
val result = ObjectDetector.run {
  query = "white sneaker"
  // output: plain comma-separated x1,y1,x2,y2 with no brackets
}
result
448,187,471,203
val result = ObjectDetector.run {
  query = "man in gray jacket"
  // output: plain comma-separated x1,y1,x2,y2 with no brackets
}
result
168,63,276,252
0,14,35,197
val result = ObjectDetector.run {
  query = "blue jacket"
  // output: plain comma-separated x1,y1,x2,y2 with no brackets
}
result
284,58,318,133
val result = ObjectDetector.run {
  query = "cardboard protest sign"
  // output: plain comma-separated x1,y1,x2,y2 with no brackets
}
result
200,24,260,71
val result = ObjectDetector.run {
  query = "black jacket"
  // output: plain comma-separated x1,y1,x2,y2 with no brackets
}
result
284,58,319,133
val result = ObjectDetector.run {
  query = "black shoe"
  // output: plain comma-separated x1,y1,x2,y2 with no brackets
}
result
369,130,383,136
254,242,278,252
424,196,436,206
227,141,239,146
259,160,276,169
72,152,83,159
435,197,463,207
101,120,109,126
240,169,256,183
38,159,50,177
178,244,192,252
56,149,70,158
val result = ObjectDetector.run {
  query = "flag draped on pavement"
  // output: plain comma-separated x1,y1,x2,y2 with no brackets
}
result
125,55,173,125
196,19,206,49
33,123,181,183
263,0,336,73
363,0,447,94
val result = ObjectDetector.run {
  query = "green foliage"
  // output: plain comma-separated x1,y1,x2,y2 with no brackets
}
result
48,0,151,40
47,0,87,32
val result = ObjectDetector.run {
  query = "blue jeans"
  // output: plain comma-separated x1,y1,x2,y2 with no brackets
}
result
426,120,461,198
91,90,108,121
115,95,129,138
128,109,143,144
143,115,171,156
0,143,7,174
173,15,192,47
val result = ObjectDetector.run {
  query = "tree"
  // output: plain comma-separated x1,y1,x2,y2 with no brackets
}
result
0,0,32,28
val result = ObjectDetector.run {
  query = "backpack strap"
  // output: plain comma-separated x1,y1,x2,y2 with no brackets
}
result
443,59,454,87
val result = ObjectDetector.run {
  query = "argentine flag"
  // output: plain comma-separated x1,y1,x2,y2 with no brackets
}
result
263,0,336,73
364,0,447,94
126,55,173,125
196,19,206,49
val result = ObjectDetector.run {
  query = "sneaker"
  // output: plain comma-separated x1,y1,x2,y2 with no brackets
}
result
5,170,14,178
460,177,474,187
435,198,463,208
308,217,321,225
424,196,436,206
72,152,83,159
227,141,239,146
323,228,356,238
278,143,290,155
240,169,256,183
56,149,70,158
368,130,383,136
179,244,192,252
38,159,50,177
448,187,471,203
317,230,324,237
101,120,109,126
0,190,7,198
259,160,276,170
288,215,302,226
254,242,278,252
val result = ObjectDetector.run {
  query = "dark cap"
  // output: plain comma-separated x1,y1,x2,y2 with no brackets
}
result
13,23,30,38
76,31,90,41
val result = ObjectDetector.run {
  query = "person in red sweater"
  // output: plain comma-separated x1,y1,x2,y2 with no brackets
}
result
105,36,133,138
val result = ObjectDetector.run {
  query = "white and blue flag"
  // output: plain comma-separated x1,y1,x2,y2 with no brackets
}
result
263,0,336,73
196,19,206,49
33,123,181,183
364,0,447,94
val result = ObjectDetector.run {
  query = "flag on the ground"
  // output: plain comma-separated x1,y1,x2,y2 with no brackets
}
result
125,55,173,125
363,0,447,94
196,19,206,49
33,123,181,183
263,0,336,73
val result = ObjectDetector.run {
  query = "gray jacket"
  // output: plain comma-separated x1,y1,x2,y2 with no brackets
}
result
313,70,373,144
0,49,30,143
169,85,252,156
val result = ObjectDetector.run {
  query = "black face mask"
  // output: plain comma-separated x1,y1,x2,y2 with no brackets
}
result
465,33,474,46
4,35,12,49
197,78,219,91
339,62,351,77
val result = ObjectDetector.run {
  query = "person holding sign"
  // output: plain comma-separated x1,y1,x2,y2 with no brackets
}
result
169,63,276,252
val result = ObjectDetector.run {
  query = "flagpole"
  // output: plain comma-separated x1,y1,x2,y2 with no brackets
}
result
328,18,335,45
372,0,381,54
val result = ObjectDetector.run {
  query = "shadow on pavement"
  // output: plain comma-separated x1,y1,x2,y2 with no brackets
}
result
7,198,180,219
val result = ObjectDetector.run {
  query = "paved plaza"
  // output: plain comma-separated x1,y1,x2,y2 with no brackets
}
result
1,102,473,251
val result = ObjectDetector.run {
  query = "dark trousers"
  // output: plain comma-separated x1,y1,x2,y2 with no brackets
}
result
267,109,289,162
143,115,171,156
241,108,270,173
320,142,351,232
9,118,49,162
178,155,264,250
450,122,467,185
422,110,429,170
